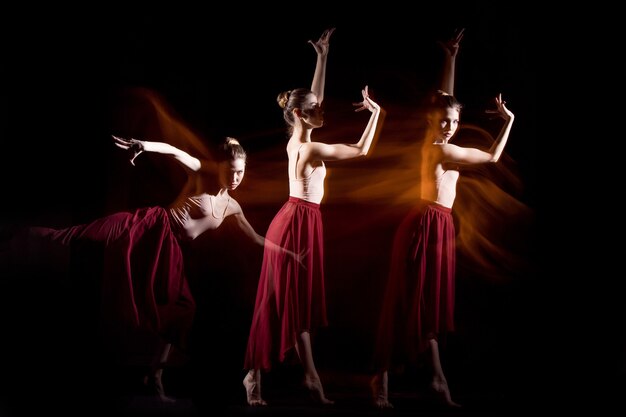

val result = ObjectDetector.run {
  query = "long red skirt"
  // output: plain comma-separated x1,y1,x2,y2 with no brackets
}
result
30,206,195,349
374,201,456,371
244,197,326,371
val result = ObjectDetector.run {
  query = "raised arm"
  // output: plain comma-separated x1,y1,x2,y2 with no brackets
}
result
441,94,514,164
437,28,464,96
309,28,335,104
307,86,383,161
112,135,202,172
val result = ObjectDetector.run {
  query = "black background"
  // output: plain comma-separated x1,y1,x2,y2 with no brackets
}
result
0,4,595,417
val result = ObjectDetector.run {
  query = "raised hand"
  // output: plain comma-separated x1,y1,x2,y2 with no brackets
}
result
112,135,145,166
485,93,514,121
353,86,381,113
437,27,465,58
308,27,335,57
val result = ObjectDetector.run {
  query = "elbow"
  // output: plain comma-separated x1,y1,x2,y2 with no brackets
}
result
357,146,372,157
190,159,202,172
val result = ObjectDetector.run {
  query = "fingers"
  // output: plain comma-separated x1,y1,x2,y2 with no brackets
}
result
112,135,131,149
322,27,336,40
316,27,335,44
454,28,465,43
495,93,508,108
112,134,131,144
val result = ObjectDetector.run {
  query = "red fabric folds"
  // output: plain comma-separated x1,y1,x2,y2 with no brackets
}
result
31,206,195,349
245,197,327,371
374,201,456,370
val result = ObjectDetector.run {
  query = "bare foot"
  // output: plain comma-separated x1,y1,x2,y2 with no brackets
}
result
143,375,176,404
303,377,334,405
370,373,393,409
243,371,267,406
430,379,461,408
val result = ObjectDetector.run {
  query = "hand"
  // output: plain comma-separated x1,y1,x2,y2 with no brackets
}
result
353,86,381,113
112,135,145,166
309,27,335,57
485,93,514,121
294,247,311,270
437,27,464,58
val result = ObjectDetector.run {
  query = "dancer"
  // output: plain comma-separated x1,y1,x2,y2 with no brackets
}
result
370,28,515,409
8,135,303,403
243,27,383,406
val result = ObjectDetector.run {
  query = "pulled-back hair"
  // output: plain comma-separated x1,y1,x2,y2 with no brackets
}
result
277,88,312,134
428,89,463,114
216,137,247,162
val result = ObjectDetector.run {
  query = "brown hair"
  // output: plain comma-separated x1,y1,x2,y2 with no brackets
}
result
428,90,463,114
276,88,313,134
217,137,247,163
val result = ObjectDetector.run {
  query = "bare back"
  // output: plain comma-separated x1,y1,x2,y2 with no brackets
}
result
287,142,326,204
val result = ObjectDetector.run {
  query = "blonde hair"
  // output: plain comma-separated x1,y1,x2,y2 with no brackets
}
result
277,90,291,109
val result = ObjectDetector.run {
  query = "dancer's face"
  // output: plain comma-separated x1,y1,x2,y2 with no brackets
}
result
299,93,324,128
219,157,246,191
430,107,460,143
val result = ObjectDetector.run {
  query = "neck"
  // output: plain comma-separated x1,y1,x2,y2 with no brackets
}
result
292,125,313,143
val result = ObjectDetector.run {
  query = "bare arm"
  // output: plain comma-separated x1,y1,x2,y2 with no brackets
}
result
437,28,464,95
232,211,308,267
309,28,335,104
441,94,514,164
112,135,202,172
308,86,383,161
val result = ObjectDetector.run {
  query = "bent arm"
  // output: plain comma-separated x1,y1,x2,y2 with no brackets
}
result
309,111,381,161
308,87,382,161
442,115,514,164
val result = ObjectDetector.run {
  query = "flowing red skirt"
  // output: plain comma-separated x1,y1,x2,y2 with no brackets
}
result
244,197,326,371
374,201,456,370
31,206,195,349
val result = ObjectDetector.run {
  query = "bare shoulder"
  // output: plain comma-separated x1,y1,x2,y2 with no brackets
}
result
438,142,463,156
227,197,243,215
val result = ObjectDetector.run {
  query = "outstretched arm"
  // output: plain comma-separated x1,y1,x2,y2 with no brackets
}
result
309,28,335,104
437,28,464,96
308,86,383,161
231,209,308,268
441,94,514,164
112,135,202,172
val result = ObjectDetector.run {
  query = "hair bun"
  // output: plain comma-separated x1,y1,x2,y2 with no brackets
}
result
277,90,291,109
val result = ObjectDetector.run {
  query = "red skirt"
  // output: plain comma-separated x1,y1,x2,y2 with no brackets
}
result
244,197,327,371
374,201,456,370
31,206,195,349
